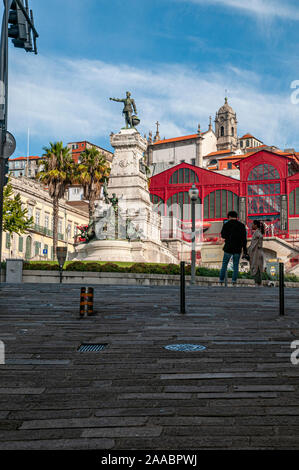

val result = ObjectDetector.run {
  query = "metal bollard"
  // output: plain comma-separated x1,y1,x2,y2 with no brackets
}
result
279,262,285,316
180,261,186,314
79,287,94,317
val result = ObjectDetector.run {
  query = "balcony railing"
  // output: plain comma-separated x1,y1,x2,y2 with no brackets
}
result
31,224,64,239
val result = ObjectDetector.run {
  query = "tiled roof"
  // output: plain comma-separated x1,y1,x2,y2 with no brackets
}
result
240,133,255,139
205,149,233,157
153,133,204,145
9,156,40,161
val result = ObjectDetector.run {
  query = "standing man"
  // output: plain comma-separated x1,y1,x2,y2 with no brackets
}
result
219,211,248,285
109,91,138,129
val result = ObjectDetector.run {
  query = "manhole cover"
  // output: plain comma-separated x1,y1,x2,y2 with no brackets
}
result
77,343,108,352
164,344,206,352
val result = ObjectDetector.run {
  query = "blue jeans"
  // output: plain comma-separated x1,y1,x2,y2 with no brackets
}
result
219,252,241,283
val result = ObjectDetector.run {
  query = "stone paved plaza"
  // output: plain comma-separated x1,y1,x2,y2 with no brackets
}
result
0,283,298,450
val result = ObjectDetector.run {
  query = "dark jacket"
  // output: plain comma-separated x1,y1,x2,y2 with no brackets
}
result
221,219,247,254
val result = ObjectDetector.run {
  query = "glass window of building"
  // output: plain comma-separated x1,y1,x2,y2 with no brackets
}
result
289,187,299,215
167,191,201,220
247,164,281,216
18,236,23,252
44,213,49,229
35,210,40,225
169,169,199,184
204,190,239,220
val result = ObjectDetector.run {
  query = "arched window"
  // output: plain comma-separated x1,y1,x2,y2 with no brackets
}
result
209,159,218,167
289,187,299,215
231,127,234,136
25,236,32,260
167,191,201,220
169,168,199,184
248,164,280,181
204,190,239,220
221,126,224,137
150,194,164,213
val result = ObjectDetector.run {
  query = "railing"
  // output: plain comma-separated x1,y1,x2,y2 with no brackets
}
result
32,224,54,237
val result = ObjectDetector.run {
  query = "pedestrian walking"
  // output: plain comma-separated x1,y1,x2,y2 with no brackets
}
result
248,220,264,287
219,211,248,285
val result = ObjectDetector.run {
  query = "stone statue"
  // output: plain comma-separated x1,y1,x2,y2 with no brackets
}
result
109,91,140,128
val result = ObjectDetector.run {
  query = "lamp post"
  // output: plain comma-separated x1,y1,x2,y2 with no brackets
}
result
0,0,38,266
188,183,199,285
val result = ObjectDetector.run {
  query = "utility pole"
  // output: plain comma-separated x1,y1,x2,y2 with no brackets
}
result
0,0,38,268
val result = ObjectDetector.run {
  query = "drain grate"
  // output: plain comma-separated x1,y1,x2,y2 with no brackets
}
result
164,344,206,352
77,343,108,352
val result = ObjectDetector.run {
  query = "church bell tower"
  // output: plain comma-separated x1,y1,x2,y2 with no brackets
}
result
215,98,238,151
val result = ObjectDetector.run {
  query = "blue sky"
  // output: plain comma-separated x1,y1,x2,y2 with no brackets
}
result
6,0,299,157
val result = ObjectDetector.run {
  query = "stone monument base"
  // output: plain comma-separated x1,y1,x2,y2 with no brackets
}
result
74,239,177,264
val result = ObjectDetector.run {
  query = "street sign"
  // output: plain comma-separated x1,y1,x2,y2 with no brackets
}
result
1,131,16,158
43,249,48,255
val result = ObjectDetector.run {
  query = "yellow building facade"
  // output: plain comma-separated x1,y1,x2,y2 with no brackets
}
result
2,176,89,261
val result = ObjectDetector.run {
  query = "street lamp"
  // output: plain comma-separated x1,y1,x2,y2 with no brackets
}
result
188,183,199,285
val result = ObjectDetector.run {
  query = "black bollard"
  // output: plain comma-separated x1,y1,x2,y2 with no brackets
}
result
180,261,186,314
279,262,285,316
80,287,94,318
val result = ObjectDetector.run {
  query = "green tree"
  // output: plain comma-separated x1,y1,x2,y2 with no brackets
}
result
37,141,74,259
77,148,110,221
3,179,33,253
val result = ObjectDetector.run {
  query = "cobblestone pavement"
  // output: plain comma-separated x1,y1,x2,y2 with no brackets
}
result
0,283,298,450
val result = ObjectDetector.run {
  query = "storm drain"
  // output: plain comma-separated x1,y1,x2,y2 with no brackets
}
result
77,343,108,352
164,344,206,352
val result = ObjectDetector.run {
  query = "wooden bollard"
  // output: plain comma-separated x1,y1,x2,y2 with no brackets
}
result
79,287,94,317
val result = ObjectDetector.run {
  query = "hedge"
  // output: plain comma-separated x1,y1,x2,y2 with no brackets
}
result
20,260,299,282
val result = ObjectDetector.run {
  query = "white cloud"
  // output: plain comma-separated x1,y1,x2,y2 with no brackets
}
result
8,53,299,152
182,0,299,20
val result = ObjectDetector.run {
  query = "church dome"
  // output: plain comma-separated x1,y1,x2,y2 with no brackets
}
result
218,97,235,114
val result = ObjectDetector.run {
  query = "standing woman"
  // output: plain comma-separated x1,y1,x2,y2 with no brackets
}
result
248,220,264,286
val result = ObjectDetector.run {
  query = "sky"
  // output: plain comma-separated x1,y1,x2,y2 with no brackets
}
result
6,0,299,158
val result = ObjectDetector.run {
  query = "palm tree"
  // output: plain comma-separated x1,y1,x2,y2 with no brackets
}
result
37,142,74,259
77,147,110,222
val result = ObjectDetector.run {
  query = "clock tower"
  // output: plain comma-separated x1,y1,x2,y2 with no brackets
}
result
215,98,238,151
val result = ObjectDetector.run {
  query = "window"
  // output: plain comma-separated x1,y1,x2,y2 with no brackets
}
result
248,164,280,181
240,141,243,148
44,213,50,229
221,126,224,137
35,210,40,225
27,206,33,218
289,187,299,215
204,190,239,219
246,140,249,147
169,169,199,184
231,127,234,136
5,233,10,249
191,159,196,166
18,237,23,252
247,183,281,215
58,218,63,234
227,163,233,169
34,241,41,256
